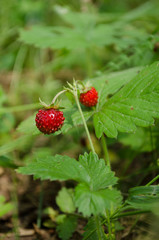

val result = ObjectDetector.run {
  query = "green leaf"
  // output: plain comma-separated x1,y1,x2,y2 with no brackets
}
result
17,152,117,187
56,215,77,240
17,152,121,216
19,21,117,50
127,185,159,211
75,183,121,216
83,217,106,240
19,25,88,50
62,67,143,135
17,154,87,182
19,26,58,49
78,152,117,191
89,66,142,109
55,9,97,28
56,187,75,213
94,62,159,138
61,107,94,134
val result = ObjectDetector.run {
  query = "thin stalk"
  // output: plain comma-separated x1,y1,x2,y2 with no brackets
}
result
110,203,127,219
106,210,113,240
37,182,44,228
146,174,159,186
101,134,111,167
101,135,116,238
74,92,95,153
73,81,106,239
51,89,67,105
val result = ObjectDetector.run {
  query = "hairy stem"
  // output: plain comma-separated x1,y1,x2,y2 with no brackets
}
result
51,89,67,105
73,80,107,238
74,89,95,153
101,135,116,238
106,210,113,240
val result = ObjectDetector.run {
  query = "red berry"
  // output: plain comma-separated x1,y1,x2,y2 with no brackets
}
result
35,108,65,134
79,87,98,107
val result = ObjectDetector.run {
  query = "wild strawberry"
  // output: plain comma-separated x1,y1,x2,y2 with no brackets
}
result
35,108,65,134
79,87,98,107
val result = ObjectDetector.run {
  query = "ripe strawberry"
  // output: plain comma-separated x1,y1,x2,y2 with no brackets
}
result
35,108,65,134
79,87,98,107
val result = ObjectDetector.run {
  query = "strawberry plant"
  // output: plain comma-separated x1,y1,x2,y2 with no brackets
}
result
1,1,159,239
17,63,159,239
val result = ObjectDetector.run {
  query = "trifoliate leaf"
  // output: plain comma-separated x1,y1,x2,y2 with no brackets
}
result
56,215,77,240
94,62,159,138
17,152,117,188
56,187,75,213
17,152,121,217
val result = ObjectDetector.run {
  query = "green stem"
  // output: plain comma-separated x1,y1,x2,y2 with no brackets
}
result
51,89,67,105
106,210,113,240
101,134,111,167
146,174,159,186
101,135,115,238
74,91,95,153
73,81,106,239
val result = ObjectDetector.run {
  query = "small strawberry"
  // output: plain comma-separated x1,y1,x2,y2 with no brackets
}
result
79,87,98,107
35,108,65,134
